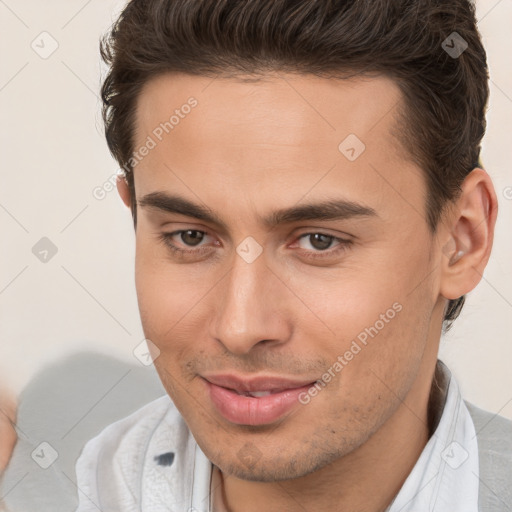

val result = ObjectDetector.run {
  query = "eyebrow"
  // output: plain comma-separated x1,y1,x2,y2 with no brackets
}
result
138,192,378,230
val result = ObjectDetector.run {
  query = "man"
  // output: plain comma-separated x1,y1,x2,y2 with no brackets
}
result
74,0,511,511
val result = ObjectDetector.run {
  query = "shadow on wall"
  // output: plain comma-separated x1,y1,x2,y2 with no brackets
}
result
0,351,166,512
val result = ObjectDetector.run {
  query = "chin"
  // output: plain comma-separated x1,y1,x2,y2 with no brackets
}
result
207,439,345,483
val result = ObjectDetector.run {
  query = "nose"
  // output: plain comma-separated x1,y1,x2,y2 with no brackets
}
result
210,247,292,356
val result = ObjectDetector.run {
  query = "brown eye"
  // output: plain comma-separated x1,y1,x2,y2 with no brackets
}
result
293,232,353,260
158,230,213,257
298,233,339,251
306,233,335,251
179,230,205,247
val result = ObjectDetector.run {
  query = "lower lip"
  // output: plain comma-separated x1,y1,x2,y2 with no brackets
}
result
204,379,314,426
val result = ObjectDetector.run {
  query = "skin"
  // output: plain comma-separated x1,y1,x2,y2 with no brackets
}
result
117,72,497,512
0,391,17,475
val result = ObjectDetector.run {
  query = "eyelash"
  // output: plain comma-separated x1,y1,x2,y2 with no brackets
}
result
158,230,352,260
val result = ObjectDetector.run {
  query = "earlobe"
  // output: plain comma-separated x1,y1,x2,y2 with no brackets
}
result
439,168,498,301
116,173,132,209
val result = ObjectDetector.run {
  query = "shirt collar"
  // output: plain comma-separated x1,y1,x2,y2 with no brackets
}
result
386,359,480,512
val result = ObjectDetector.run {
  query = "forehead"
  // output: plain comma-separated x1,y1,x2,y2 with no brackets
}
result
135,71,405,152
132,72,424,228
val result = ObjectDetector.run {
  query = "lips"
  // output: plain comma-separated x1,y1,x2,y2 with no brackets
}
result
202,373,316,394
201,373,318,425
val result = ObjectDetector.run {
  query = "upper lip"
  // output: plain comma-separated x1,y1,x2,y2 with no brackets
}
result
201,373,317,393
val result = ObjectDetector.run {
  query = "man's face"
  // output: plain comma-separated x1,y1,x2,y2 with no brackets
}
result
130,72,444,480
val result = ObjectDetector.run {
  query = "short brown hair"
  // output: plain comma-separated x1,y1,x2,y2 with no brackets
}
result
100,0,489,331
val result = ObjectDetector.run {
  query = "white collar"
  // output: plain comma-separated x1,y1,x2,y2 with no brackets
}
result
386,361,480,512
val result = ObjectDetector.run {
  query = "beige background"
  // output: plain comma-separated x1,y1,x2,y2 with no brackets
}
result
1,0,511,418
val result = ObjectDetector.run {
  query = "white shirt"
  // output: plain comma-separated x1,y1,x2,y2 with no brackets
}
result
74,360,479,512
385,362,480,512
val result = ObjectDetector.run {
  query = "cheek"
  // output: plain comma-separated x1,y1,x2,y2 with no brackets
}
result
134,235,206,339
310,245,434,402
336,278,432,415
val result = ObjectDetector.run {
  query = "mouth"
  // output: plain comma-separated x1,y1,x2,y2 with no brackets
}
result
200,373,318,425
225,387,306,397
201,372,317,392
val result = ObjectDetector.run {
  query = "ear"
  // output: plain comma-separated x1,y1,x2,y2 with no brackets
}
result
116,173,132,209
439,168,498,300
